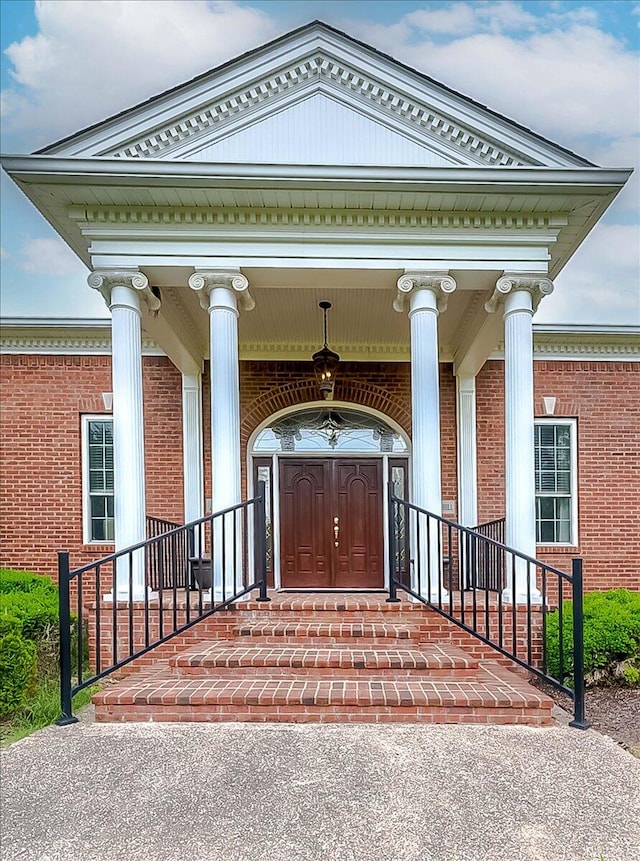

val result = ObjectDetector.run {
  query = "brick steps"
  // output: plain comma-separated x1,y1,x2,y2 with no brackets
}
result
93,591,553,726
237,620,421,644
94,669,552,725
171,642,479,678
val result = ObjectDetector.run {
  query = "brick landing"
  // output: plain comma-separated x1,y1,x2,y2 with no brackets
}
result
93,592,553,725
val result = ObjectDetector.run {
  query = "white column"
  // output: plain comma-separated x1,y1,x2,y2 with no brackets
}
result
456,375,478,530
182,373,204,525
89,270,160,600
189,270,253,599
396,271,456,600
182,373,204,562
486,274,553,603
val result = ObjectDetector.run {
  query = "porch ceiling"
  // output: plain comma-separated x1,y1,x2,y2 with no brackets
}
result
145,267,499,364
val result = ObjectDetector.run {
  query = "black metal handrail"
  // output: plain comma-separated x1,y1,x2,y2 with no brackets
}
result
146,515,188,591
387,487,588,729
56,482,270,725
470,517,506,591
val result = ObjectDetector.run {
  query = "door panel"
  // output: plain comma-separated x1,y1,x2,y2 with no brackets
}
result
335,461,383,588
279,458,384,589
279,460,331,588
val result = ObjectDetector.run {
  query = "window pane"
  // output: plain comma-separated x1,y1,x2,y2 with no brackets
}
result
535,422,575,544
86,419,114,542
92,519,106,541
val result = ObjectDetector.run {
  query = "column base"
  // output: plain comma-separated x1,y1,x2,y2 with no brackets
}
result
103,588,158,604
501,588,543,605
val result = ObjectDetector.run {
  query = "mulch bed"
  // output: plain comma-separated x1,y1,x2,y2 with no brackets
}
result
538,680,640,755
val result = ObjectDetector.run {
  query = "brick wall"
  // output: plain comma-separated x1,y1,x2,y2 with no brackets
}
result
2,353,638,594
477,359,640,591
0,355,183,583
236,360,458,507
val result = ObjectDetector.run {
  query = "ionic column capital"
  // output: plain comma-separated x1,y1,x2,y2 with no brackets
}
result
485,273,554,314
188,269,254,312
88,269,161,313
394,270,457,314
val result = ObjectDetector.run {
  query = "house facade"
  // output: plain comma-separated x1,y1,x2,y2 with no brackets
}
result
1,21,638,603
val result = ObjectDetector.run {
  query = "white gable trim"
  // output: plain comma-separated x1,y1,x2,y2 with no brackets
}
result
35,23,593,170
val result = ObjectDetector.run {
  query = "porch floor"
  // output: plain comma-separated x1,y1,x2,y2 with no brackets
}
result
93,591,553,725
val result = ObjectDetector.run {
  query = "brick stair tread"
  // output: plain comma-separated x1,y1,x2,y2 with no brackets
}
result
237,621,420,639
171,642,478,671
94,668,552,710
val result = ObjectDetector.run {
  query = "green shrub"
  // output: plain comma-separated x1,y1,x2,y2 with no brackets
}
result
0,568,57,596
0,588,59,641
545,589,640,684
621,665,640,687
0,633,38,718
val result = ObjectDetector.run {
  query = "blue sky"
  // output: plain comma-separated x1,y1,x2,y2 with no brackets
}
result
1,0,638,323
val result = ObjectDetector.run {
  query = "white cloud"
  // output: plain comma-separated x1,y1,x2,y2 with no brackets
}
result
1,0,278,151
536,224,640,324
19,237,89,277
0,246,8,260
353,20,638,144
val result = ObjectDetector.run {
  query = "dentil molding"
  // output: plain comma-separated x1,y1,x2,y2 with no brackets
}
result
103,54,529,168
485,274,554,314
72,205,566,232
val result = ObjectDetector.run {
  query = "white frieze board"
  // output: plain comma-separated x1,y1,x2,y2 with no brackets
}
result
37,23,592,170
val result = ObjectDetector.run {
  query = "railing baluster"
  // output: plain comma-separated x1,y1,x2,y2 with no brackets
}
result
128,551,134,658
541,567,548,676
511,554,517,659
447,522,453,619
417,510,423,599
526,563,533,667
558,578,565,685
171,533,178,633
95,564,101,675
77,572,83,687
497,561,503,651
56,552,77,725
112,560,117,666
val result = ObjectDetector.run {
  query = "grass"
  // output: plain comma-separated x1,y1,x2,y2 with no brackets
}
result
0,677,99,747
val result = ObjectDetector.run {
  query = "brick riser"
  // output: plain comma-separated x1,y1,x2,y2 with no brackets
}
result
94,599,542,678
93,594,553,726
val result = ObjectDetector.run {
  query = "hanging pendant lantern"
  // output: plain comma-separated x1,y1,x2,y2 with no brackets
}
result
312,301,340,401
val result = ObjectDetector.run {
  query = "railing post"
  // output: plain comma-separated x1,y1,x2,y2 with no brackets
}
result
569,558,589,729
255,480,270,602
386,482,400,603
56,552,78,726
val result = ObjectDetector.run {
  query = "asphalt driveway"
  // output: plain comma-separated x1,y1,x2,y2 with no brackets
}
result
2,712,639,861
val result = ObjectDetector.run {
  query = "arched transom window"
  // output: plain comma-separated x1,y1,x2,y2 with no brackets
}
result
252,407,409,454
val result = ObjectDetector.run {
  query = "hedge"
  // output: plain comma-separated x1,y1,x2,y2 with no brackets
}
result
0,634,38,719
545,589,640,684
0,570,59,641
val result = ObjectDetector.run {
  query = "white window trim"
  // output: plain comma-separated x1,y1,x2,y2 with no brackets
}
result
534,417,579,547
81,414,114,545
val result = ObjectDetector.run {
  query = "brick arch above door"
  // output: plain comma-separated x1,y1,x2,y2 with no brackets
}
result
239,361,412,450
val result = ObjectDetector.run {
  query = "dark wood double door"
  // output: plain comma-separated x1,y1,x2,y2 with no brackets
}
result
280,458,384,589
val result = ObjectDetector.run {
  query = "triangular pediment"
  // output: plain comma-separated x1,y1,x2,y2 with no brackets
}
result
182,92,459,167
38,22,592,170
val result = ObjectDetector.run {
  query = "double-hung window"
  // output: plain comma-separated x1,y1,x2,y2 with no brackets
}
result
534,419,577,545
82,416,114,543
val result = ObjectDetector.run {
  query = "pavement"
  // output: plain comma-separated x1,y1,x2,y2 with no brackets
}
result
1,709,639,861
